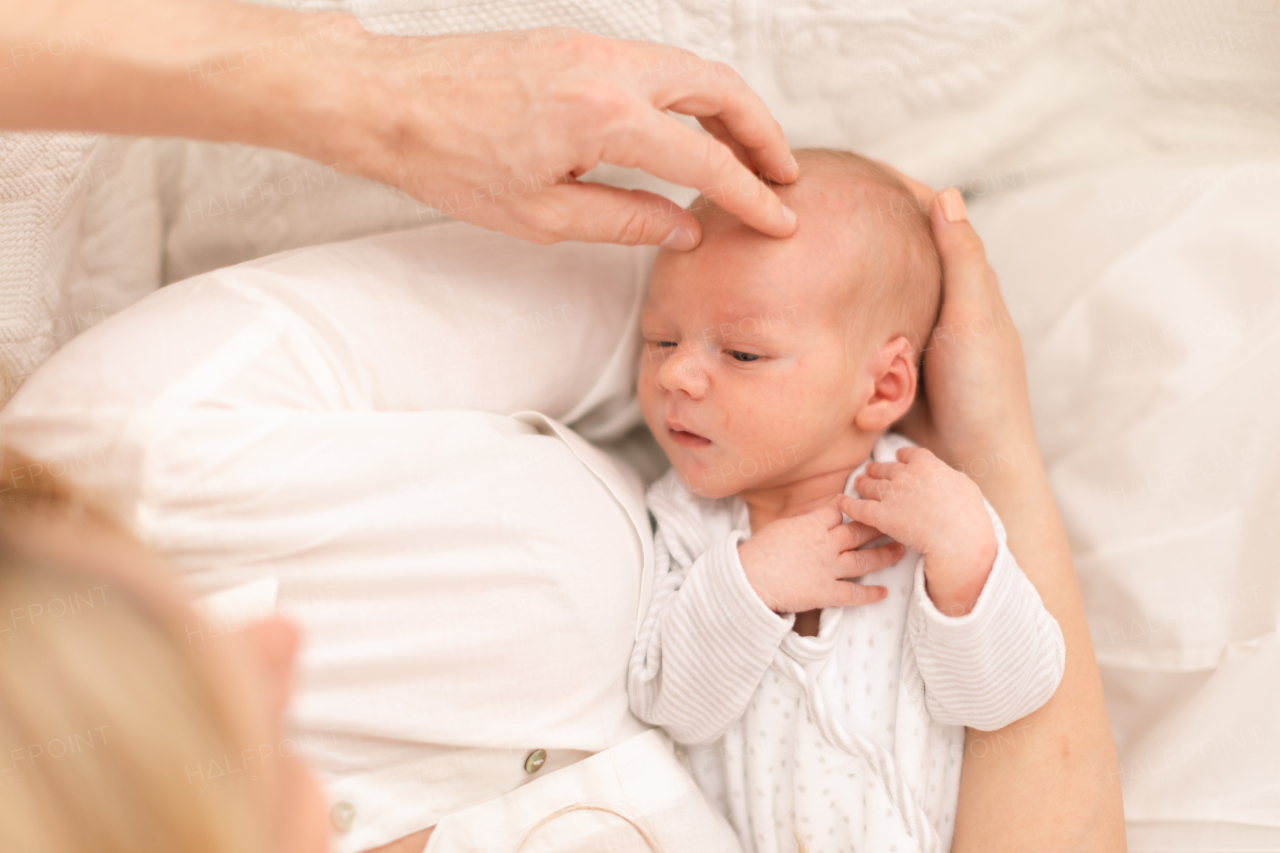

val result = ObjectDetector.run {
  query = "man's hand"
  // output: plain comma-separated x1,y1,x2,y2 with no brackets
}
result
334,26,798,248
839,446,998,617
738,503,902,614
1,1,799,249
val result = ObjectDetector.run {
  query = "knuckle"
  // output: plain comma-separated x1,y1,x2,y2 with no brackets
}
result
572,80,630,121
707,59,743,85
554,28,602,60
703,138,737,175
518,206,571,245
612,205,652,246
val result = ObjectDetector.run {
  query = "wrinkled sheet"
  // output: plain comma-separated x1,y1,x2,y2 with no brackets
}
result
969,155,1280,843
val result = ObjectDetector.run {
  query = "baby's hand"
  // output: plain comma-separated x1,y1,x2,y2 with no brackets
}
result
838,447,998,617
738,504,904,614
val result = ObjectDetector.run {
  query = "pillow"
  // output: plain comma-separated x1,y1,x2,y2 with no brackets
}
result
967,154,1280,842
6,221,654,440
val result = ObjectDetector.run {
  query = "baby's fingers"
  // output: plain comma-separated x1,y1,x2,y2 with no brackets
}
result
837,494,889,528
864,461,908,480
829,518,886,551
828,581,889,608
836,541,904,579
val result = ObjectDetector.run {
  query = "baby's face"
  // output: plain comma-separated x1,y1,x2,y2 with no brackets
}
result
639,209,874,499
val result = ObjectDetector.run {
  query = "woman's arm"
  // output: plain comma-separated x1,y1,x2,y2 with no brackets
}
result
2,0,797,248
898,188,1126,851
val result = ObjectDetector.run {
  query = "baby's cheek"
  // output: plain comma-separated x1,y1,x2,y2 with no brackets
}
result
636,364,661,416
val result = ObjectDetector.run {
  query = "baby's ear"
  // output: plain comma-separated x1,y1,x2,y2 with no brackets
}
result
854,336,918,432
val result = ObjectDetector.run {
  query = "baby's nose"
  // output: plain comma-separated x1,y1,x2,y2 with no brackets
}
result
656,348,710,398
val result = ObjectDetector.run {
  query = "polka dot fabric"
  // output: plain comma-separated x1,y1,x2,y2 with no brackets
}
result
636,434,1064,853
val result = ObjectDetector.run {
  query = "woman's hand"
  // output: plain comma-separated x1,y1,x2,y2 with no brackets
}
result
2,0,799,250
882,179,1034,472
879,166,1126,852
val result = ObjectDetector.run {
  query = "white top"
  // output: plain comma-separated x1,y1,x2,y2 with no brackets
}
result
629,433,1066,853
0,223,716,853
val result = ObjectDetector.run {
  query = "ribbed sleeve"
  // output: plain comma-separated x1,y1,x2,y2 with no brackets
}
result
628,529,796,745
906,502,1066,732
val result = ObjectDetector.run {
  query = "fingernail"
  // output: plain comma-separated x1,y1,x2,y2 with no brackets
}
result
781,204,796,228
938,187,967,223
789,154,799,177
659,226,697,251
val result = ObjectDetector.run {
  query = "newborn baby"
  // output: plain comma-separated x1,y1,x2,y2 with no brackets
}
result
627,150,1065,853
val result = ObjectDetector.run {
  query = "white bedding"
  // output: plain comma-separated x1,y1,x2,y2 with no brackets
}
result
966,154,1280,842
2,0,1279,847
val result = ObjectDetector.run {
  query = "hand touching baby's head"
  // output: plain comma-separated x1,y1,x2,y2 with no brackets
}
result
639,149,941,499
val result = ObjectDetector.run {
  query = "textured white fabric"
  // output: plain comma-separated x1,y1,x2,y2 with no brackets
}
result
0,134,164,396
630,434,1065,853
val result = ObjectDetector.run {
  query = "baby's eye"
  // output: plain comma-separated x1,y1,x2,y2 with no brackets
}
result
647,340,677,359
728,350,761,362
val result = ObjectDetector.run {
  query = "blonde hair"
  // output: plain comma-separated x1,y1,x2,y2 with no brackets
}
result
0,449,268,853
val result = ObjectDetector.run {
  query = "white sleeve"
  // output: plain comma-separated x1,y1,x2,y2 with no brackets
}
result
628,528,795,745
906,502,1066,732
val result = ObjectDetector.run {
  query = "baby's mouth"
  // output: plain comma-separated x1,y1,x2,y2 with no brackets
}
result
666,421,711,449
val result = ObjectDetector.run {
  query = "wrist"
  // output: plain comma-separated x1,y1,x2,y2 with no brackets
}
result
194,8,375,166
924,542,996,617
735,539,778,612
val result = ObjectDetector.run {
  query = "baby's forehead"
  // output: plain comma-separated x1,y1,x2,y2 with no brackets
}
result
697,155,906,229
697,173,899,277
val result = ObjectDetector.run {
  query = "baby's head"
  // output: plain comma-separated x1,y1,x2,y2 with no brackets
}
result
639,149,941,499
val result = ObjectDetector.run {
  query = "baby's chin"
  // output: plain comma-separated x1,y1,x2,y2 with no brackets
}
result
671,457,756,501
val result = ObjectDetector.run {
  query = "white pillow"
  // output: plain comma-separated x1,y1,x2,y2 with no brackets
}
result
7,221,653,439
967,154,1280,839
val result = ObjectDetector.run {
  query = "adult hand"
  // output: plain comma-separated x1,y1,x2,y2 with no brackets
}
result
2,0,799,250
878,173,1033,469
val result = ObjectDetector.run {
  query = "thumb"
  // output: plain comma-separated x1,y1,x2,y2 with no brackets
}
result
831,581,888,608
836,494,887,528
534,182,703,249
930,188,1002,309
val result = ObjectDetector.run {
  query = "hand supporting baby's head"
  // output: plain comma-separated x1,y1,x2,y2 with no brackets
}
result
639,149,941,500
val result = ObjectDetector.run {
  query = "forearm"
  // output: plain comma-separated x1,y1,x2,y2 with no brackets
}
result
910,518,1065,731
2,0,368,166
629,532,793,744
951,433,1126,851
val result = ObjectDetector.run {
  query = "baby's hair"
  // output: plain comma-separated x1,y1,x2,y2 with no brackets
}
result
689,148,943,363
789,149,941,360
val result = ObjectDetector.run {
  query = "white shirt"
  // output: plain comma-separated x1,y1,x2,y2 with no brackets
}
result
629,434,1066,853
0,223,746,853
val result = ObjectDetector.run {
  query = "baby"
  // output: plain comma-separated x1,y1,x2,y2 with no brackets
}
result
627,150,1065,853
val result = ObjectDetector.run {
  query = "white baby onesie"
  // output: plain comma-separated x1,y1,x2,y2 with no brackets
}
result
628,434,1065,853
